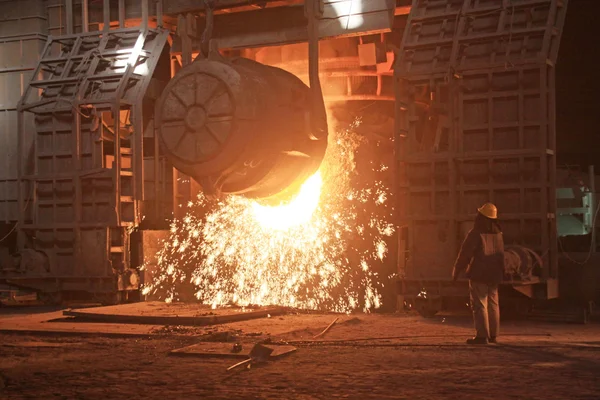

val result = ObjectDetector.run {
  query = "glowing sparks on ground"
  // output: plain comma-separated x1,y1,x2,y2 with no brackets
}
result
252,172,323,231
143,121,394,313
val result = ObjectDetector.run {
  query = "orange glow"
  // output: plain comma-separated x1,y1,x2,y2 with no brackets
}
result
143,121,394,313
252,172,323,231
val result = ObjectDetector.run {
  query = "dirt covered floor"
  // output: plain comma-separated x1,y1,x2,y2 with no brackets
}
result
1,307,600,399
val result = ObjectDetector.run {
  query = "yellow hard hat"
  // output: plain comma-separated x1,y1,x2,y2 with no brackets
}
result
477,202,498,219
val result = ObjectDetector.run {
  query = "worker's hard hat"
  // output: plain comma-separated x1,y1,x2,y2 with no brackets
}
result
477,203,498,219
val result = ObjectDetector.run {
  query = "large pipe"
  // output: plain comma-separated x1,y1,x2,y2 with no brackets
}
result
155,56,328,202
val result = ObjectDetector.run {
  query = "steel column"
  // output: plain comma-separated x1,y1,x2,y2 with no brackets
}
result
589,165,596,255
82,0,89,33
157,0,164,28
66,0,74,34
142,0,149,31
103,0,110,31
118,0,125,28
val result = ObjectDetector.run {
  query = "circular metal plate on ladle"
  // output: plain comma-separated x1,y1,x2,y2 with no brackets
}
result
159,72,235,163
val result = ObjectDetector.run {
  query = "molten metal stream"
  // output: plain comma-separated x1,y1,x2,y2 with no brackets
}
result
252,173,323,231
143,122,394,313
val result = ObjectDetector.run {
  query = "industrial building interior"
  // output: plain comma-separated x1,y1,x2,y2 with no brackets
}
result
1,1,600,398
0,0,597,312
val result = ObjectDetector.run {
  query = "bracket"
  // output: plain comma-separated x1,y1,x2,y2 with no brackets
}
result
304,0,327,141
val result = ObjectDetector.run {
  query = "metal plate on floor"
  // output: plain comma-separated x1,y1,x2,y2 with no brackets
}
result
170,342,297,359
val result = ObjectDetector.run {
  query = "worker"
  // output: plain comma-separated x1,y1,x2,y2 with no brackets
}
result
452,203,505,345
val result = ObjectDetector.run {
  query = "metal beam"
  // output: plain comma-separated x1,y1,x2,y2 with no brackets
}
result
163,0,302,15
66,0,74,34
306,0,326,140
82,0,89,32
163,0,411,16
119,0,125,28
141,0,149,30
157,0,164,28
171,3,396,53
103,0,110,30
589,165,596,254
83,1,410,33
154,105,161,223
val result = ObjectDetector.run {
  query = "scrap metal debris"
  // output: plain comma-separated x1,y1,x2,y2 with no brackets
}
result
200,330,239,342
226,343,274,372
170,342,296,360
150,325,206,336
231,343,243,353
313,317,339,339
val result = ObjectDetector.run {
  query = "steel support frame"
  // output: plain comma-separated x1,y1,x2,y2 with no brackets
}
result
393,0,568,294
271,57,396,103
14,6,170,295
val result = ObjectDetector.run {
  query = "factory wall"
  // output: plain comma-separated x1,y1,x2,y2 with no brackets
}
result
0,0,47,224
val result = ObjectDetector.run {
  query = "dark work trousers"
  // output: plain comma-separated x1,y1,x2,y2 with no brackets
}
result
469,280,500,339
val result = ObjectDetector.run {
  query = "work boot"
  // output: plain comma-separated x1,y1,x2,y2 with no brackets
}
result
488,337,497,344
466,337,488,345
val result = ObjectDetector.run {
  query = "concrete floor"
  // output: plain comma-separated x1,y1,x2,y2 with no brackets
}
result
1,306,599,399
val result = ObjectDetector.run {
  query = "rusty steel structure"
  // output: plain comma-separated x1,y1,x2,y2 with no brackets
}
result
394,0,570,315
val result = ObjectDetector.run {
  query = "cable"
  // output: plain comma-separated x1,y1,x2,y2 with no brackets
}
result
272,332,552,347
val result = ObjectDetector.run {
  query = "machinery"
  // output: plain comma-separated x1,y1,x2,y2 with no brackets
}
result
1,0,596,317
0,0,396,303
156,54,327,202
394,0,598,322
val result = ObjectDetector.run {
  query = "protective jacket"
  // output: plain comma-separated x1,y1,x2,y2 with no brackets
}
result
452,218,505,285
